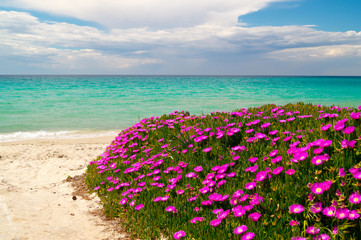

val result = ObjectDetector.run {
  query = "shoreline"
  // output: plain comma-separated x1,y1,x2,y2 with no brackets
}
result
0,130,120,143
0,136,130,240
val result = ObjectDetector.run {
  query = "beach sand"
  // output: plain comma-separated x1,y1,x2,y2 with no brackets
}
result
0,137,131,240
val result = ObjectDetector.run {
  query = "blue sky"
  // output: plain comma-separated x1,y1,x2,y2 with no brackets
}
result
0,0,361,75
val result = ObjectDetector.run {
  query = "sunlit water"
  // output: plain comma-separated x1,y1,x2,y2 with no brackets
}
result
1,75,360,141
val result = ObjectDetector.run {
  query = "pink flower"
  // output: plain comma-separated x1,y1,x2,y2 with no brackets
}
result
199,186,210,194
334,124,344,131
241,232,255,240
120,198,128,205
248,212,261,221
285,169,295,175
245,182,257,190
341,139,356,148
272,166,283,175
269,130,278,135
289,204,305,214
245,129,254,134
311,183,324,195
269,150,278,157
310,202,322,213
289,220,299,226
311,155,324,165
248,157,258,163
323,206,336,217
194,166,203,172
335,208,349,219
349,192,361,204
234,225,247,235
255,171,267,182
210,218,222,227
305,226,320,235
173,230,186,239
203,147,212,152
135,204,144,211
165,206,177,213
348,210,360,220
339,168,346,177
350,112,361,119
176,189,184,195
343,125,355,134
321,124,332,131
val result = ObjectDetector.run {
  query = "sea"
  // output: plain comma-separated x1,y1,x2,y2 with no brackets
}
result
1,75,360,142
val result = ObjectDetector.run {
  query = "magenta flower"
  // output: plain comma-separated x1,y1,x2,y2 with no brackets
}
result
245,182,257,190
217,209,230,219
305,226,320,235
311,183,324,195
321,124,332,131
289,204,305,214
285,169,295,175
334,124,344,131
335,208,349,219
269,130,278,135
248,157,258,163
248,212,261,221
323,206,336,217
135,204,144,211
272,166,283,175
339,168,346,177
341,139,356,148
94,186,100,190
348,210,360,220
165,206,177,213
349,192,361,204
255,171,267,182
289,220,299,226
234,225,247,235
311,155,324,165
176,189,184,195
343,126,355,134
190,217,205,223
291,236,306,240
210,218,222,227
241,232,255,240
173,230,186,239
350,112,361,119
269,150,278,157
316,234,330,240
199,186,210,194
203,147,212,152
194,166,203,172
120,198,128,205
310,202,322,213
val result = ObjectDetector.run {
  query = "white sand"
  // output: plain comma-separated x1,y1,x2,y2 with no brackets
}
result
0,137,130,240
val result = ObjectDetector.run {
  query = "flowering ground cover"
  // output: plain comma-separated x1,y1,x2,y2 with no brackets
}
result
86,103,361,239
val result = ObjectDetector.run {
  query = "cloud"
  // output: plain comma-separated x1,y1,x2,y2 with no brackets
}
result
1,3,361,75
0,0,286,29
268,44,361,60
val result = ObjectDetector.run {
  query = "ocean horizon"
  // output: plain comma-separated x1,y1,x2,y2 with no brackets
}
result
1,75,361,142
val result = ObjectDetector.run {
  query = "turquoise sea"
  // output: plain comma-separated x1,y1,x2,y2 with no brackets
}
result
1,75,361,142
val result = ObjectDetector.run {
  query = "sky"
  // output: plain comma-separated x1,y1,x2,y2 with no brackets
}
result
0,0,361,75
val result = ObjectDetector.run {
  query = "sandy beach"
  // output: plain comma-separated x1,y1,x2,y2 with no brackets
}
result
0,136,131,240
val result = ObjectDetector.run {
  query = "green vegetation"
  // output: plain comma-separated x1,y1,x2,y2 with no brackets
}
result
86,103,361,240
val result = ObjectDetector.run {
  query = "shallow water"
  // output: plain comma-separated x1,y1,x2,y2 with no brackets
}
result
1,75,360,141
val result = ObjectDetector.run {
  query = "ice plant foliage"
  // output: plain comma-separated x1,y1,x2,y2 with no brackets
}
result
86,103,361,239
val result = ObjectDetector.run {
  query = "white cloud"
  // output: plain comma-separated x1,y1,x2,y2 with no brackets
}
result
1,5,361,74
268,44,361,60
0,0,287,28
